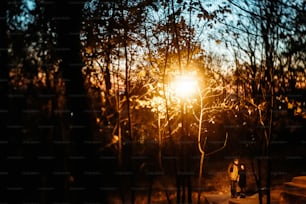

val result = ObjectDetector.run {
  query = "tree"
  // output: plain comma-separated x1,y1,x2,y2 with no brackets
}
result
218,0,306,203
36,0,106,203
50,0,102,202
81,1,158,203
137,1,235,203
4,0,75,202
78,0,245,203
0,0,8,201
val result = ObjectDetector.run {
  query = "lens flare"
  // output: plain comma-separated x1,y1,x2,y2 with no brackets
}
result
172,74,197,98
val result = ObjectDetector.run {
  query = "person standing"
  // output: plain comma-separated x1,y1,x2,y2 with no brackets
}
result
227,158,239,198
238,163,247,198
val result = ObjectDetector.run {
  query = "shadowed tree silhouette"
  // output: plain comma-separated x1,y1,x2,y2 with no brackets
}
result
41,0,102,203
0,0,8,202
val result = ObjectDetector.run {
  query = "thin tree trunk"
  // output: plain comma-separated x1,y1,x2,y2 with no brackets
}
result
266,148,271,204
258,158,263,204
122,2,134,202
197,95,204,204
0,0,9,202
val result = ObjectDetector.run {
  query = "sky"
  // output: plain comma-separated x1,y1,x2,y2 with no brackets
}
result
10,0,36,30
17,0,299,74
24,0,35,10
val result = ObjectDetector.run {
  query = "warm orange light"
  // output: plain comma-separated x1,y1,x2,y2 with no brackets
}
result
171,74,198,99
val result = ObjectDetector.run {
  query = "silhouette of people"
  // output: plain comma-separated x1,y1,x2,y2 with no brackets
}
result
227,158,239,198
238,163,247,198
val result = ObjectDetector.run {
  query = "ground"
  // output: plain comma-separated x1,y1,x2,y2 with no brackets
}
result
105,143,305,204
106,189,283,204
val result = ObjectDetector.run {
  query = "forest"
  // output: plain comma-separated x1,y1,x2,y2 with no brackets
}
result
0,0,305,203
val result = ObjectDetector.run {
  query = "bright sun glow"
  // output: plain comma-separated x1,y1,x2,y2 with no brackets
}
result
171,74,198,99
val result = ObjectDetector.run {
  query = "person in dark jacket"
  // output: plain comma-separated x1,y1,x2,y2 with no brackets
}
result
238,163,247,198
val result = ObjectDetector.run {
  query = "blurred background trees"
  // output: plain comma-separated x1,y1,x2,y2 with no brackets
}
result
216,1,306,203
1,0,305,203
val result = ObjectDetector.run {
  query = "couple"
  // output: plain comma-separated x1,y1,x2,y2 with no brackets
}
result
227,158,246,198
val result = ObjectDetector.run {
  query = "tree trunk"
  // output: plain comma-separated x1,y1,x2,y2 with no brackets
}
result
0,0,9,202
257,158,263,204
45,0,100,202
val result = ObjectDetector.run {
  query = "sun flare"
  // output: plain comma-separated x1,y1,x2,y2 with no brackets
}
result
171,74,198,99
